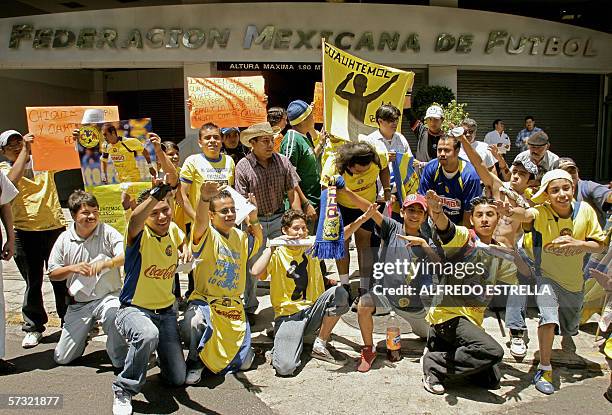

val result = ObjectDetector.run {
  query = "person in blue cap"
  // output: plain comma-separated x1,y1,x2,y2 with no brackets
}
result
220,127,249,165
281,100,327,231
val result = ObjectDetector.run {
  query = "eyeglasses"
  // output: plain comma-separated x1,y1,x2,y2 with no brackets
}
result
255,137,274,146
464,129,476,135
213,207,236,215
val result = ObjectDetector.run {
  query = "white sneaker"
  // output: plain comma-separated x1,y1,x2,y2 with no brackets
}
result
510,336,527,358
22,332,42,349
185,365,204,385
422,375,445,395
112,390,132,415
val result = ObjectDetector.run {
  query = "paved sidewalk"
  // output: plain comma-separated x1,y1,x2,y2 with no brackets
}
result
2,226,610,414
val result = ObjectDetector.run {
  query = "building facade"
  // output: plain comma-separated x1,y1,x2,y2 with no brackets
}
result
0,2,610,198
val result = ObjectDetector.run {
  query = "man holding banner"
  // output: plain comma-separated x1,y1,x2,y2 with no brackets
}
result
282,100,325,228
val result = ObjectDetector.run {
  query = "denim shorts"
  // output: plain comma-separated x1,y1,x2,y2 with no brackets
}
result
536,276,584,336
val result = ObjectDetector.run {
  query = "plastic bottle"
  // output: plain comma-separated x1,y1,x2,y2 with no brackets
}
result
386,311,401,362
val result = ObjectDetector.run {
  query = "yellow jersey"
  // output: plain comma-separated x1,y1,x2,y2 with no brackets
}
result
268,246,325,318
102,137,145,183
320,147,388,209
120,222,185,310
427,225,517,327
522,201,605,292
0,161,65,231
190,225,260,302
180,154,235,223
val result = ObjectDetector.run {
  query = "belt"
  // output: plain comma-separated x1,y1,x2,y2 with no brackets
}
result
120,303,174,315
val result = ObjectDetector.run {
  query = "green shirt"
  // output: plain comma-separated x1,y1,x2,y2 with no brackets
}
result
281,129,321,209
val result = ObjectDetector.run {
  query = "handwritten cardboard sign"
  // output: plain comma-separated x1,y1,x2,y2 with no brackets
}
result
187,76,267,128
26,106,119,171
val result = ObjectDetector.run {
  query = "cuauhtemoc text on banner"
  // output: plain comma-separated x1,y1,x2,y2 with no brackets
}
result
322,41,414,141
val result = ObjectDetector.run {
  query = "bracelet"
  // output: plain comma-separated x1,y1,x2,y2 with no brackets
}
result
200,196,211,203
383,187,391,191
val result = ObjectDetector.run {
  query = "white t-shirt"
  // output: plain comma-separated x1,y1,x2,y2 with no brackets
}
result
484,130,511,154
459,140,496,169
364,130,412,155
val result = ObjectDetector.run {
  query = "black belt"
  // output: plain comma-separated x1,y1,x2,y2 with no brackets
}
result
120,303,174,315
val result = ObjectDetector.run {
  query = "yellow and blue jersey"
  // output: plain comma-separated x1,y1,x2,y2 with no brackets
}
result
418,158,482,224
120,222,185,310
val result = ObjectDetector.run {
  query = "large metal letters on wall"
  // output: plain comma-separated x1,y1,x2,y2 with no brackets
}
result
1,3,611,71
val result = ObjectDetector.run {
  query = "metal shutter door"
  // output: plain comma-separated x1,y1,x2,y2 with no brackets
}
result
457,71,601,179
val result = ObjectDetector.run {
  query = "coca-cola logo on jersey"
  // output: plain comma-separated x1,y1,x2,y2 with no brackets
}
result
144,264,177,280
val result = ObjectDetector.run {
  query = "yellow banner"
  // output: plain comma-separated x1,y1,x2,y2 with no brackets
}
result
87,182,151,235
322,41,414,141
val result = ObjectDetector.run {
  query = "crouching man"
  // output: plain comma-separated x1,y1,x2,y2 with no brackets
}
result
422,192,522,395
251,210,352,376
48,190,127,367
182,182,263,384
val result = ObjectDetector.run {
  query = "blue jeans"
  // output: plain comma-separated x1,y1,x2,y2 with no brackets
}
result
112,306,186,396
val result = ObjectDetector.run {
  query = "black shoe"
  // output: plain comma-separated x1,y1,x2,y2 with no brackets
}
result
469,365,502,390
247,313,256,327
0,359,16,375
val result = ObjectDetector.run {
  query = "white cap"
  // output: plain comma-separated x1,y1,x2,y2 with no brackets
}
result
531,169,574,204
0,129,22,148
81,109,104,124
425,105,444,120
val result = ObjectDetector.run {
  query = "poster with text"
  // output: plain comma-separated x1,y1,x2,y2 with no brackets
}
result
187,76,267,128
322,41,413,141
26,106,119,171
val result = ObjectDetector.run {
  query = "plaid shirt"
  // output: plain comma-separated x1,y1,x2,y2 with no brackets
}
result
234,152,300,216
514,127,542,151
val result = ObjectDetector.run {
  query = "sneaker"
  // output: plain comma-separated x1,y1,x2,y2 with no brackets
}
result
422,374,445,395
112,390,132,415
533,369,555,395
561,335,576,353
185,361,205,385
311,345,348,366
0,359,16,375
22,332,42,349
510,336,527,359
356,346,377,373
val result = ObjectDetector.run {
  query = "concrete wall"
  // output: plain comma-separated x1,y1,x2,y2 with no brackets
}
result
0,69,95,133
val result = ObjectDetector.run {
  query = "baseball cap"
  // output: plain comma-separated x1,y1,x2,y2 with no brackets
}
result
527,131,549,146
81,109,104,124
554,157,577,171
220,127,240,135
531,169,573,204
0,130,22,148
425,105,444,120
512,158,539,176
402,193,428,211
